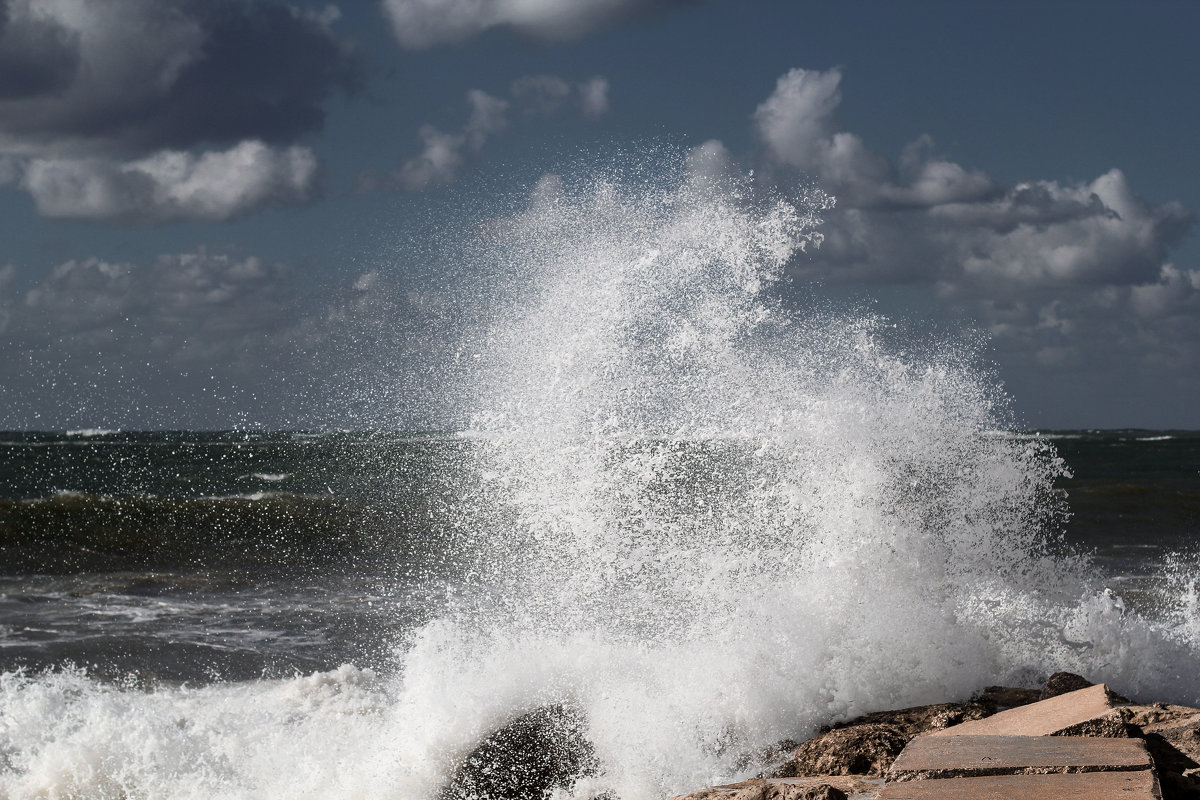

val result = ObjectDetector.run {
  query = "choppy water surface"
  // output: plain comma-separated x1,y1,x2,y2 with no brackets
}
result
1,157,1197,799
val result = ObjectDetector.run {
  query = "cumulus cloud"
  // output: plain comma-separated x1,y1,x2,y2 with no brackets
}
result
381,0,681,48
0,0,359,221
0,0,360,155
748,66,1199,419
393,89,508,191
511,75,611,118
578,76,611,117
369,74,608,192
20,141,320,223
755,67,998,209
510,75,572,115
753,67,1193,292
15,251,293,346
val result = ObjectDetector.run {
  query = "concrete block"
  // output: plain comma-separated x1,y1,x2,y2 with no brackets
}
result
929,683,1123,737
887,734,1152,780
875,770,1161,799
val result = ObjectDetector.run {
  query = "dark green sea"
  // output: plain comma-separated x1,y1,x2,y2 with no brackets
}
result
0,429,1195,683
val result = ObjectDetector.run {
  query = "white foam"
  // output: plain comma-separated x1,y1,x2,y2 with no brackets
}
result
245,473,290,482
0,666,398,800
382,159,1200,798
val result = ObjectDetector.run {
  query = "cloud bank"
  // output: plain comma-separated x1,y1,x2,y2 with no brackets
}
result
746,67,1199,422
0,0,360,222
20,142,320,223
0,248,459,429
381,0,680,48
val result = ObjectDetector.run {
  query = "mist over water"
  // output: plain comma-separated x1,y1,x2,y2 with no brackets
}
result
2,150,1199,799
384,152,1200,798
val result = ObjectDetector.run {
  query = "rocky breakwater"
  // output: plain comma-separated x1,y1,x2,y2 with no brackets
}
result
674,673,1200,800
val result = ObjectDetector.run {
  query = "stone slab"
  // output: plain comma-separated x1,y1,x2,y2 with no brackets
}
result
888,735,1152,780
875,771,1161,799
928,683,1120,737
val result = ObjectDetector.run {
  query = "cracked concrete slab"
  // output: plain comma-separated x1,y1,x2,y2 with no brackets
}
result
929,683,1126,738
887,734,1152,781
875,770,1162,799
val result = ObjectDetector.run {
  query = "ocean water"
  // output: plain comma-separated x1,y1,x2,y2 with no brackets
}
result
1,158,1198,799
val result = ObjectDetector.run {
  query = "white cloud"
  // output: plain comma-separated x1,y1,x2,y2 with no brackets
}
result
682,139,743,193
391,75,607,192
753,67,1192,293
511,75,610,118
380,0,673,48
953,170,1190,288
464,89,510,146
745,65,1199,407
395,90,508,190
1131,264,1200,319
578,76,610,117
397,125,471,191
0,0,357,221
510,75,572,115
19,141,320,223
754,67,997,210
754,67,843,171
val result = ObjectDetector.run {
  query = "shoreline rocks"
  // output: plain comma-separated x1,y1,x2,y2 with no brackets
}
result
673,673,1200,800
439,672,1200,800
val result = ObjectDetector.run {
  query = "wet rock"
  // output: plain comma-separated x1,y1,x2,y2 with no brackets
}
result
440,705,597,800
828,703,992,738
971,686,1042,712
671,777,851,800
1039,671,1094,700
773,723,910,778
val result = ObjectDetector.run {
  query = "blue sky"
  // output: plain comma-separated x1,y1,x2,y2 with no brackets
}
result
0,0,1197,429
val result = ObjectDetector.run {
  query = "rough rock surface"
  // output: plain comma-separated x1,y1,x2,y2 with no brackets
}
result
670,778,850,800
1040,671,1095,700
774,724,910,778
678,676,1198,800
439,705,597,800
827,703,992,738
1127,703,1200,799
971,686,1042,712
1052,709,1139,739
769,697,1021,779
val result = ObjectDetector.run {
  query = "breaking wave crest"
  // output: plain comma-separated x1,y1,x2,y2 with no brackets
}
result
387,154,1200,798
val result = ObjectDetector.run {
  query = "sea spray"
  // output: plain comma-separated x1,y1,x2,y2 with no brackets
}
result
2,151,1199,800
385,153,1200,799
